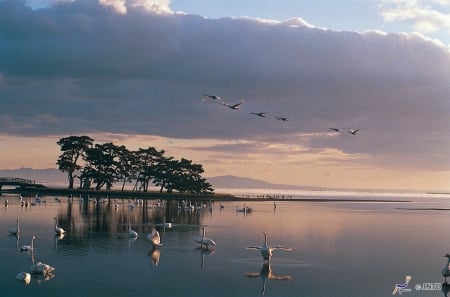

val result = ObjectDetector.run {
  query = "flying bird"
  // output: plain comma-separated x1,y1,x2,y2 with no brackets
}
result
202,94,222,101
329,128,341,132
194,227,216,250
274,116,288,121
245,231,292,263
222,100,244,110
347,128,360,135
250,112,268,118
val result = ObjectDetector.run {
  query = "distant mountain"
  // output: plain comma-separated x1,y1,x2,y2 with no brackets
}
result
207,175,314,190
0,168,67,187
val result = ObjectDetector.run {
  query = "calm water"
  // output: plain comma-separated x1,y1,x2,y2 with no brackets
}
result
1,192,450,297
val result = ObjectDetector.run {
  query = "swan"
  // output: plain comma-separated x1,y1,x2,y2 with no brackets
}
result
202,94,222,101
53,217,66,235
222,100,244,110
347,128,360,135
161,217,172,228
30,261,55,275
147,228,163,247
8,218,20,235
274,116,288,121
194,227,216,250
245,231,292,263
128,222,138,238
443,254,450,284
16,272,31,284
250,112,268,118
21,235,35,252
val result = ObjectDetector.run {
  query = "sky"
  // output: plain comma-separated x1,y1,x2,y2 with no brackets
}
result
0,0,450,191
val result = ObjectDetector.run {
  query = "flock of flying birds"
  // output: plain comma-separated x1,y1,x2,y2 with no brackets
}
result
202,94,360,134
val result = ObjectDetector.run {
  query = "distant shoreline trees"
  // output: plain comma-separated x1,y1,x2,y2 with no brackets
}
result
56,135,214,194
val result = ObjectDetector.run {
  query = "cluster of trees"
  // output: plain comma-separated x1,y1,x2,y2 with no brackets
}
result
56,135,214,194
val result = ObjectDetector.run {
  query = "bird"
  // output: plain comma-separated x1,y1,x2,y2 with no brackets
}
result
147,228,163,247
329,127,341,132
30,261,55,275
347,128,360,135
8,218,20,235
245,231,292,263
222,100,244,110
128,222,138,238
15,272,31,284
53,217,66,235
194,227,216,250
250,112,268,118
202,94,222,101
20,235,35,252
161,217,172,228
274,116,288,121
442,254,450,284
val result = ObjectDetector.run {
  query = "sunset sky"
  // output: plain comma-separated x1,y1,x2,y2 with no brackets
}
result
0,0,449,191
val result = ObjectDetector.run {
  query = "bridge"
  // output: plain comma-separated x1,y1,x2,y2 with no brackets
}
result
0,177,46,190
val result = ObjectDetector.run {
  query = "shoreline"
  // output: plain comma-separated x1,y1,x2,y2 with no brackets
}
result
0,187,412,203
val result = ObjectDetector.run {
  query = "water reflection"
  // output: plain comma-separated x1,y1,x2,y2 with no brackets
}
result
195,247,215,269
148,247,161,266
245,263,292,295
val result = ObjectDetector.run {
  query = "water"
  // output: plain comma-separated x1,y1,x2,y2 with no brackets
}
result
1,193,450,297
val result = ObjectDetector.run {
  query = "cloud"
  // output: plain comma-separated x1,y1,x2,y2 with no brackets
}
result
381,0,450,33
0,0,449,173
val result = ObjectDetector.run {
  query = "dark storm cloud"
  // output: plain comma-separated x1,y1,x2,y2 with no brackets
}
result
0,0,449,170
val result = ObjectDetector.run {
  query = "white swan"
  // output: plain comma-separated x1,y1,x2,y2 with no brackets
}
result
147,228,163,247
54,217,66,235
8,218,20,235
30,261,55,275
245,231,292,263
443,253,450,284
162,217,172,228
128,222,138,238
21,235,35,252
16,272,31,284
194,227,216,250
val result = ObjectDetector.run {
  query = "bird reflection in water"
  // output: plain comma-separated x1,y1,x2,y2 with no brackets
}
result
149,247,161,267
195,247,215,269
245,263,291,295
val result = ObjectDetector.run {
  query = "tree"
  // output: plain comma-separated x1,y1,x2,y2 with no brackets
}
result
81,142,120,190
56,135,93,189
